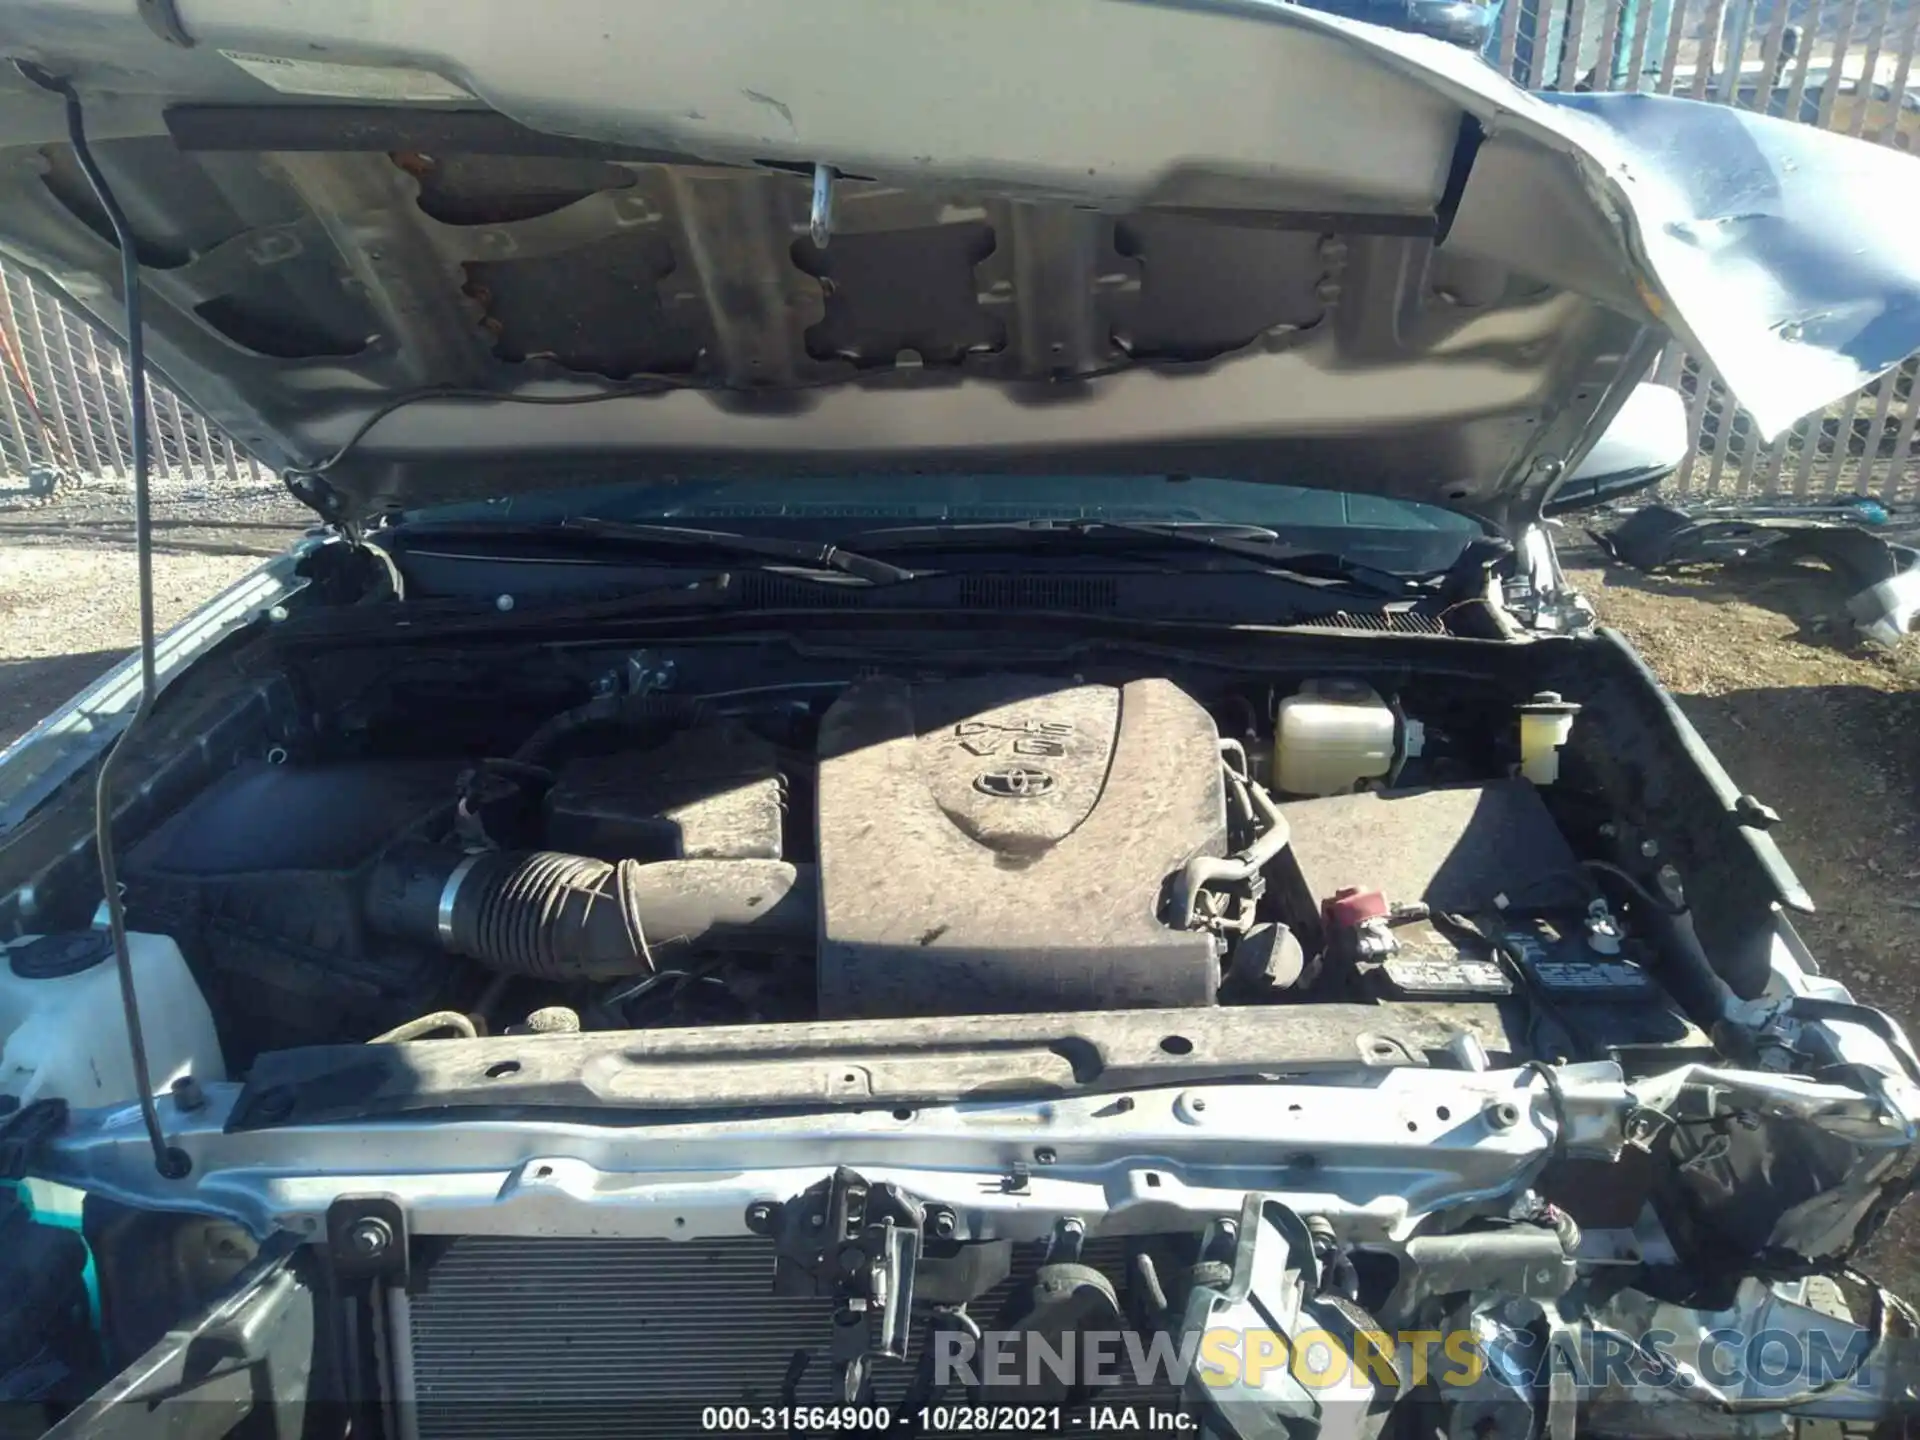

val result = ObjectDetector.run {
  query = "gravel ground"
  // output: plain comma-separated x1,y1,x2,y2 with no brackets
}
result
3,475,1918,1301
0,471,310,748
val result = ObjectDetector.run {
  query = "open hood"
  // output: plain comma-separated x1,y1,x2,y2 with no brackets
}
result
1,0,1919,531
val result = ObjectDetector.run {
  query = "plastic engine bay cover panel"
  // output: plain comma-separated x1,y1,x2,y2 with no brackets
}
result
815,675,1226,1018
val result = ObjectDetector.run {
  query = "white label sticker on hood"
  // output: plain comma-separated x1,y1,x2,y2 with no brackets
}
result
220,50,474,102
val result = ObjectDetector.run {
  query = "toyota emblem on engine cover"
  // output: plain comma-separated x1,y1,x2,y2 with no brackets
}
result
974,765,1056,798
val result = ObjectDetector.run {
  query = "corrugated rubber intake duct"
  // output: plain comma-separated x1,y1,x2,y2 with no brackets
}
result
366,844,816,979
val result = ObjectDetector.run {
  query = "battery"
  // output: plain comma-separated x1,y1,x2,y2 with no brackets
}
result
1359,917,1514,1000
1377,953,1513,998
1503,923,1657,999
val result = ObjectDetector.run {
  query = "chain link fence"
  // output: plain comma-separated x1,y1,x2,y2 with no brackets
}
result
1,4,1916,504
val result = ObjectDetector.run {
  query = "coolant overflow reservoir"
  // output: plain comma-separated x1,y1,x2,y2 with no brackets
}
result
1274,679,1415,796
0,932,223,1109
1517,692,1581,785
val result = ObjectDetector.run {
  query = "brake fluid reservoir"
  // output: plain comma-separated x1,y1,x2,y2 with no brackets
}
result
0,932,223,1109
1517,691,1581,785
1274,680,1399,796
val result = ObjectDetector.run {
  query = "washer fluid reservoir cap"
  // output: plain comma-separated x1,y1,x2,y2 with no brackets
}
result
8,932,113,980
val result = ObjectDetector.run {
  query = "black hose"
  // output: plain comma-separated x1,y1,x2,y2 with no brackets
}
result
1170,765,1291,929
1581,858,1689,916
1385,692,1410,787
1522,1058,1572,1167
512,691,705,765
368,845,816,979
1132,1251,1171,1321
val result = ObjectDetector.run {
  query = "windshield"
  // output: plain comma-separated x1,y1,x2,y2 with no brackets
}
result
413,474,1485,575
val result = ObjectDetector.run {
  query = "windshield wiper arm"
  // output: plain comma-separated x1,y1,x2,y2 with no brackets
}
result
388,517,916,586
276,572,747,643
564,518,915,584
849,519,1414,595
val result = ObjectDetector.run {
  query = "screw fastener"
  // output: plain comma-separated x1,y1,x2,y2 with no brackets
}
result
348,1217,392,1258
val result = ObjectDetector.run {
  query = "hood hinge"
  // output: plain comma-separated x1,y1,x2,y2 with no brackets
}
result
284,469,348,524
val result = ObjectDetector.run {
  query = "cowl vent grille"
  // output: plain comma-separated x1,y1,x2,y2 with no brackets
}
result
1319,609,1447,635
739,572,866,606
956,574,1119,610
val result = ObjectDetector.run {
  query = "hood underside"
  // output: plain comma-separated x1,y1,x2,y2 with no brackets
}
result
1,0,1919,528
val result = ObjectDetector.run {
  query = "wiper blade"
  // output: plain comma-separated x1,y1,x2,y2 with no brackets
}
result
275,572,746,643
390,517,916,586
567,518,914,584
850,519,1413,595
856,519,1285,544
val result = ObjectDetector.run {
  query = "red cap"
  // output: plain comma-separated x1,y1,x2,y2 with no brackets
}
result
1322,886,1388,931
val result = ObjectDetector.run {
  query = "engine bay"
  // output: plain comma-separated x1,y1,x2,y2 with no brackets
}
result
2,0,1919,1417
98,649,1703,1078
2,619,1917,1439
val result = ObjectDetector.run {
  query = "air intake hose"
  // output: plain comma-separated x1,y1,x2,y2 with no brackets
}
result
367,845,815,980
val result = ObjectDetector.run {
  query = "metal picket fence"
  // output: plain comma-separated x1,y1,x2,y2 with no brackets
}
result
1495,0,1920,501
1,0,1916,504
0,262,265,492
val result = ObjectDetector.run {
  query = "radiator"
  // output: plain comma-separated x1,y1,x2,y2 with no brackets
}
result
402,1234,1179,1439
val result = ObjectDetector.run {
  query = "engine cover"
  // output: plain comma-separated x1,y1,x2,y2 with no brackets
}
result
816,676,1226,1018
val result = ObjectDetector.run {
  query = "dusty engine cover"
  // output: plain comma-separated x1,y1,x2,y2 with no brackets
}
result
816,676,1227,1018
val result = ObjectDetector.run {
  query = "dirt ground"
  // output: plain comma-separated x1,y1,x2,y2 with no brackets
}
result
4,477,1919,1300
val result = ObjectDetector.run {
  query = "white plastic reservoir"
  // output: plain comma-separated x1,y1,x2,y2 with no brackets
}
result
1274,679,1412,797
1517,691,1581,787
0,932,223,1109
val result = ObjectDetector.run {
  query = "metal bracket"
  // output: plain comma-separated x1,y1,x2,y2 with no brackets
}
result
284,470,346,522
325,1195,410,1286
323,1196,410,1440
755,1167,924,1401
1733,792,1781,830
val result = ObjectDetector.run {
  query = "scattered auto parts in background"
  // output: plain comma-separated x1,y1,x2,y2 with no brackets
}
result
1592,500,1920,648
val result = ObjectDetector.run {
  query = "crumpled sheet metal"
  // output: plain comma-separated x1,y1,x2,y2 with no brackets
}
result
1635,1063,1920,1268
1292,12,1920,443
1584,1277,1920,1432
1846,568,1920,649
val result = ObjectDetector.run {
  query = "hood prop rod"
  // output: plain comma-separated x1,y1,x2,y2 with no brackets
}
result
14,60,189,1180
